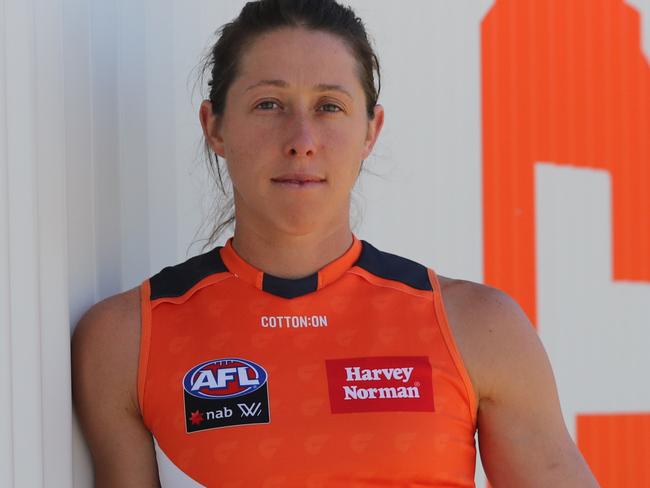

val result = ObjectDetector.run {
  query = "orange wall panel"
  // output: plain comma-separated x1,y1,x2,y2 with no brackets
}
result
481,1,650,485
482,0,650,324
578,414,650,487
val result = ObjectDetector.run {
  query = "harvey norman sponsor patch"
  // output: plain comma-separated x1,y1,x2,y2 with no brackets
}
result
182,357,270,433
325,356,435,414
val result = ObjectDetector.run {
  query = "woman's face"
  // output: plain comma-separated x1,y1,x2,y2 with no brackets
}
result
200,27,384,237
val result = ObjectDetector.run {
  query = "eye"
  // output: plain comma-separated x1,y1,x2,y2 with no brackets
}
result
255,100,281,110
319,103,343,113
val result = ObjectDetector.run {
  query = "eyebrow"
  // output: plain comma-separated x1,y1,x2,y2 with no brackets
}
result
244,79,353,99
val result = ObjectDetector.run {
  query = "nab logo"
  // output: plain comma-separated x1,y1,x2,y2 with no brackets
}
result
183,358,267,400
182,357,270,433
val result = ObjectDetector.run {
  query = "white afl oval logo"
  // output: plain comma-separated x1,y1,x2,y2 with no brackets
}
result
182,358,268,400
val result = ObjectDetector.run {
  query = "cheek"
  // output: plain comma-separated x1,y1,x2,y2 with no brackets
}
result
223,123,272,190
325,128,366,177
225,153,262,196
223,118,262,161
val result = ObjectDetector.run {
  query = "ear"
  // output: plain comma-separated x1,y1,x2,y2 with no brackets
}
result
199,99,226,157
362,104,385,160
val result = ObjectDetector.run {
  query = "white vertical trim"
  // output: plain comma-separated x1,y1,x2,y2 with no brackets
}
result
117,0,150,289
5,0,44,485
145,0,177,271
34,0,72,484
64,0,97,326
89,0,122,299
0,0,15,483
62,3,97,486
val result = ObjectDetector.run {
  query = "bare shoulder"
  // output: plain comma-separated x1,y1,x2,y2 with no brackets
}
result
73,286,141,335
435,275,600,486
72,286,160,486
72,286,142,412
435,275,540,403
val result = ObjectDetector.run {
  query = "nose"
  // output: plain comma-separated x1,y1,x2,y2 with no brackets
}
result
284,112,316,158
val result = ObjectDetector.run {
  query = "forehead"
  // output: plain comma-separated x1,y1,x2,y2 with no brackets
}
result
233,27,362,95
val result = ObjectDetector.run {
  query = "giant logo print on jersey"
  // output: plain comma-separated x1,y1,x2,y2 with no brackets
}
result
182,358,270,433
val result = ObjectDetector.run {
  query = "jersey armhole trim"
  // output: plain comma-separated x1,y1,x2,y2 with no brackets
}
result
150,272,233,307
427,268,478,428
137,279,152,424
348,267,432,300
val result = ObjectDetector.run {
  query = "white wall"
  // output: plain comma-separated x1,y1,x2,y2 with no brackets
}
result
1,0,648,486
1,0,71,486
536,164,650,438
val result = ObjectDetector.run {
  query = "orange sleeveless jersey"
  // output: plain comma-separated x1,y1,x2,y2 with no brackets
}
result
138,234,478,487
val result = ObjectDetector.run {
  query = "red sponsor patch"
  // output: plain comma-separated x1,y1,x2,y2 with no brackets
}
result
325,356,435,414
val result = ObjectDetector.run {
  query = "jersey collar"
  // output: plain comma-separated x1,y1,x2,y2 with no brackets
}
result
219,234,362,299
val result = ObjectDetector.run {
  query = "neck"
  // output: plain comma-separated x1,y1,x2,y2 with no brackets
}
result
230,223,354,279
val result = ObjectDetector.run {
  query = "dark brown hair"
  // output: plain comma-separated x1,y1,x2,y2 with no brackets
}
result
197,0,381,248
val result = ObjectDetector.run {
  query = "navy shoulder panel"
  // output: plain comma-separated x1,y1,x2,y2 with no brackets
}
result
149,246,228,300
354,240,432,291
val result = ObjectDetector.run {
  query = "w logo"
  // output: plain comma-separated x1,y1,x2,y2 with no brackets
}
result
237,402,263,417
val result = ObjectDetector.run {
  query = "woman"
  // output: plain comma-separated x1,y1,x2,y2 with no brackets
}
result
72,0,600,486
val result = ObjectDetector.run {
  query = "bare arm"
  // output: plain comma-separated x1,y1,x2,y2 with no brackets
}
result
71,287,160,488
442,280,599,487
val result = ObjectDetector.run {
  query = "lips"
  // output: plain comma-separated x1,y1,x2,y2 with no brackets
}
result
271,173,326,184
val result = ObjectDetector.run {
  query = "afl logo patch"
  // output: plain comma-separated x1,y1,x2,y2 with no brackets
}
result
183,358,267,400
182,358,270,433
